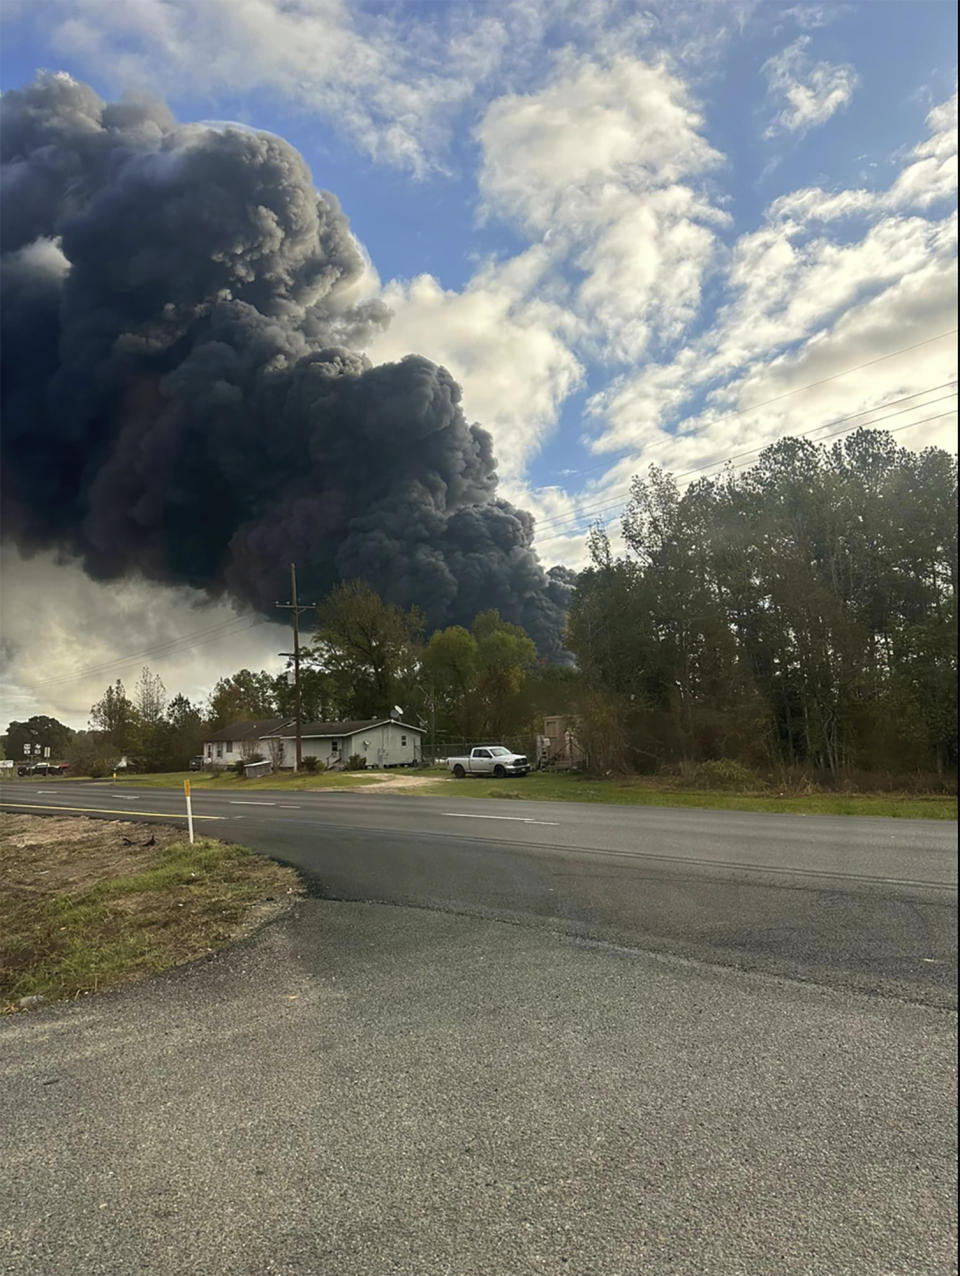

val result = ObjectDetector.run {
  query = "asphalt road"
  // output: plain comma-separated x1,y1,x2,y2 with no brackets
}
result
2,782,957,1274
2,780,956,1006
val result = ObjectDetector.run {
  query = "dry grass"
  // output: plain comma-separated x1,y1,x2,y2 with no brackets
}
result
0,814,302,1011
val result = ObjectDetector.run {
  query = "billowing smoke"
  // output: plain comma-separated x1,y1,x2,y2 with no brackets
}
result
1,73,574,655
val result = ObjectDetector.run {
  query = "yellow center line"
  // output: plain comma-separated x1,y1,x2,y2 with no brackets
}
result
0,801,222,820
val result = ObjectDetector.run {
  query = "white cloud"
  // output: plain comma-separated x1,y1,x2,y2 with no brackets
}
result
769,87,958,222
536,86,958,563
763,36,858,137
23,0,748,176
363,55,726,481
365,249,583,480
36,0,509,175
477,55,727,362
0,548,286,730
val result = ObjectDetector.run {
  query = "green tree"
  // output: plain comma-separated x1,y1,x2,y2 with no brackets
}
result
306,581,424,720
421,626,480,739
88,681,139,754
147,694,206,771
2,715,74,762
207,669,278,728
271,666,340,724
472,611,538,738
565,430,957,781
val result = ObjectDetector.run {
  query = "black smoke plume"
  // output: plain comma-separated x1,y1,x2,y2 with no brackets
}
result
1,74,574,654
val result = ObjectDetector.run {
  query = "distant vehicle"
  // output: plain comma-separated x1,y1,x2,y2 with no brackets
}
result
17,763,68,777
188,756,204,771
447,747,530,779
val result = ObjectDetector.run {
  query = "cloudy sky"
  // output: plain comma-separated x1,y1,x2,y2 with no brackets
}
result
1,0,957,730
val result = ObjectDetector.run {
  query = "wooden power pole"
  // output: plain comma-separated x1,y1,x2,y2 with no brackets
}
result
275,562,314,773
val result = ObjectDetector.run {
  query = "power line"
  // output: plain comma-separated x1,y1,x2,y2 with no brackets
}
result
28,614,276,690
538,406,957,545
568,327,959,486
534,385,958,540
536,381,957,534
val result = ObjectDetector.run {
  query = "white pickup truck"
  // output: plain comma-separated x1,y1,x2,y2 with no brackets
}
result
447,746,531,778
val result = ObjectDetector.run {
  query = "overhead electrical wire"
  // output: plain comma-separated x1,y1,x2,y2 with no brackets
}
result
27,614,277,690
567,327,959,486
535,381,958,534
534,384,958,541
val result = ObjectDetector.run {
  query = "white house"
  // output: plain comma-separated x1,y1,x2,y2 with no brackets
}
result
202,717,425,770
272,718,425,768
203,719,292,769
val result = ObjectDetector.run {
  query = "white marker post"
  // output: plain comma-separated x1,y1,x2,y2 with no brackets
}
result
184,778,195,845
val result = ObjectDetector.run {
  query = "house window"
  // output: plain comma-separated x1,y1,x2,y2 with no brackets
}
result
401,735,407,746
330,740,338,753
216,744,223,759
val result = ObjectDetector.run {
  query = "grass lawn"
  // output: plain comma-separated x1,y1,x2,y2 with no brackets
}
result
1,814,301,1011
407,769,958,820
113,769,382,791
8,769,380,792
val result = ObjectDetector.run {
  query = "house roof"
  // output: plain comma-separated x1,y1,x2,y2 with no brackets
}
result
204,719,292,743
268,717,426,738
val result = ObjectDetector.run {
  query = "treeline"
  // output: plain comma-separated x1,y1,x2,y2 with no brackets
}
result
2,586,568,773
5,428,955,786
567,429,957,783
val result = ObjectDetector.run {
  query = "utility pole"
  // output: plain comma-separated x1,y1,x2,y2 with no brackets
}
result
275,562,315,773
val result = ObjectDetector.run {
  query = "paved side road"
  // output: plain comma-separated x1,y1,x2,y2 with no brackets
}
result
2,901,956,1276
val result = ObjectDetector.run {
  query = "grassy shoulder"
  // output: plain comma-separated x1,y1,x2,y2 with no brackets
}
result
113,769,382,791
1,815,302,1012
408,769,958,820
7,769,380,791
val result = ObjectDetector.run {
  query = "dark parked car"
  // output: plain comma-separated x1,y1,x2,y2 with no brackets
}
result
189,756,204,771
17,763,68,777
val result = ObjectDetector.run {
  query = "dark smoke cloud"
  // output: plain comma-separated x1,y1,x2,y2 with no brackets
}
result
1,73,574,655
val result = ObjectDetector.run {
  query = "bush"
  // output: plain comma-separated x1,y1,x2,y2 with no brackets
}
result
345,753,367,770
303,755,325,774
232,759,246,775
688,759,764,791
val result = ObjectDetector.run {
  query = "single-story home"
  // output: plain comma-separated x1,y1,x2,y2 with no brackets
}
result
202,717,425,770
272,718,425,768
203,719,292,769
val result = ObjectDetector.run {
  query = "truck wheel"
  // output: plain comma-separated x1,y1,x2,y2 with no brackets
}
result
453,765,466,779
493,764,506,778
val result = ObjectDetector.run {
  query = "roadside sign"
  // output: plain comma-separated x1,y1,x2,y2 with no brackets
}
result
43,747,50,758
23,744,30,754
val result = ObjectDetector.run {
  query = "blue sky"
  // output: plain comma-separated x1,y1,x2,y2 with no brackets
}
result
2,0,957,723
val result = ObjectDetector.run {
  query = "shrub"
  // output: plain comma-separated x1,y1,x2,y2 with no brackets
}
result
232,759,246,775
689,759,763,791
303,755,325,774
345,753,367,770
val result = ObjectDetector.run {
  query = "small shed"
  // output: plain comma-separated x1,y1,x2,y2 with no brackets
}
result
542,715,585,770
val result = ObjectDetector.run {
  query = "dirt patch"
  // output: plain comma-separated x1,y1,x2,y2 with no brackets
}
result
1,814,302,1011
3,814,184,893
364,773,446,792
